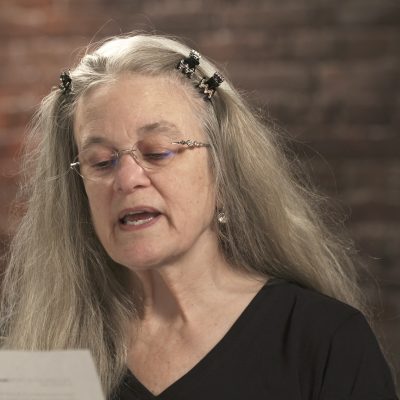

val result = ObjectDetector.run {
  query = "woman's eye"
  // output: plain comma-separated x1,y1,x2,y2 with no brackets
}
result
90,158,116,170
144,151,175,161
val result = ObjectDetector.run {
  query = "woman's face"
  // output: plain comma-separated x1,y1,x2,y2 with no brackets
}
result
73,74,217,270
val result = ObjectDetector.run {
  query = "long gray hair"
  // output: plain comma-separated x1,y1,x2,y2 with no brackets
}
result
0,33,366,396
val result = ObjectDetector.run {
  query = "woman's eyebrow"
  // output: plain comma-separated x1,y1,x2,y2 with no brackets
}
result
137,120,180,135
80,136,110,151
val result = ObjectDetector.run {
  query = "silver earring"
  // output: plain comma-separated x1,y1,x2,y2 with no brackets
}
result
217,211,227,224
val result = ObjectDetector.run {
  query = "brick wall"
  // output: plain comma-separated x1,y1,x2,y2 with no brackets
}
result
1,0,399,388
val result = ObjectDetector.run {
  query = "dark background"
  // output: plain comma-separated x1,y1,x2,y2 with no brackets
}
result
0,0,399,390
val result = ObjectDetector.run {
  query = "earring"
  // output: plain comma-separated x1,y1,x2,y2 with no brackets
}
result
217,211,227,224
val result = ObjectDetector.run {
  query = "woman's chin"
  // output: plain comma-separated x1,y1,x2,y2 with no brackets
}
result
111,247,169,272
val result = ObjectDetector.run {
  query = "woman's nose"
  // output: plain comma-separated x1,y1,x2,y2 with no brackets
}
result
112,153,151,193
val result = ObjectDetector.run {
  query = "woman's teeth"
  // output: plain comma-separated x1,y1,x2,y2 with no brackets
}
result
124,216,154,226
121,212,159,225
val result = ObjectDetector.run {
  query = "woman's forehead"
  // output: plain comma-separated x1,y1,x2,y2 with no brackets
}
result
74,74,205,146
75,74,201,119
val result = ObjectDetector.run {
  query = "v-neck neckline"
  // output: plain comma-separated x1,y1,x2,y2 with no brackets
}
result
120,278,283,399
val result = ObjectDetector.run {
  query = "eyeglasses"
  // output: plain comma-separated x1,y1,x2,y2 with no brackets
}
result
70,136,210,182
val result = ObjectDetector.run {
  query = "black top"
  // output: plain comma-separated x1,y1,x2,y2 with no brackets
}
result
112,279,398,400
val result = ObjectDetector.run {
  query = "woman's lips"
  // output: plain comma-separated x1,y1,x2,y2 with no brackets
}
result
120,211,160,226
118,207,162,230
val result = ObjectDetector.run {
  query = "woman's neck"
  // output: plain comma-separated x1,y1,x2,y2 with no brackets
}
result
131,251,266,329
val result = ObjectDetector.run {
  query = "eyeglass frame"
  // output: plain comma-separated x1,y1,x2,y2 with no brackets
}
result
69,138,211,182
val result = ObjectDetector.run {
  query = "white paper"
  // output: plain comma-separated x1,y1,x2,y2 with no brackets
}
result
0,350,105,400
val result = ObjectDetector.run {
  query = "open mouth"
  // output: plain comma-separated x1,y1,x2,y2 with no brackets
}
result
119,211,161,226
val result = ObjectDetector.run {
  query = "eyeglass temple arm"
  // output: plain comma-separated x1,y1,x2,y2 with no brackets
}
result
172,140,210,148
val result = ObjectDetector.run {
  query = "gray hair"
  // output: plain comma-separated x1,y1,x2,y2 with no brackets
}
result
0,33,366,396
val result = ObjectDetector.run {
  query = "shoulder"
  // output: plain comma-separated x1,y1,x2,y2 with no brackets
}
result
262,278,362,333
257,279,398,399
255,278,376,357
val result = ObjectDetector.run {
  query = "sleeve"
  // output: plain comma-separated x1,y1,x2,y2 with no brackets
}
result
319,312,398,400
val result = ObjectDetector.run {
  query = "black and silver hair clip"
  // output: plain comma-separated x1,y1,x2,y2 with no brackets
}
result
177,50,201,78
59,71,72,94
198,72,224,100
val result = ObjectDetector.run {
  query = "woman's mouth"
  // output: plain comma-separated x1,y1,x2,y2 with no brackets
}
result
120,211,159,225
118,209,161,229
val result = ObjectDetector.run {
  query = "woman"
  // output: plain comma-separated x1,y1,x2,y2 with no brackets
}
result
0,33,397,399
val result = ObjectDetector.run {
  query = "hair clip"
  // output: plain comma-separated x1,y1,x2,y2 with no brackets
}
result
198,72,224,100
177,50,201,78
59,71,72,94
